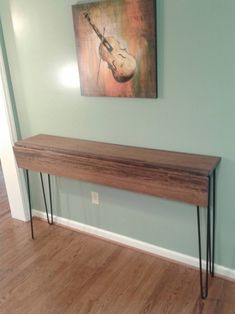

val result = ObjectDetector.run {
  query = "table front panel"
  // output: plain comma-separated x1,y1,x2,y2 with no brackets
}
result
14,146,209,207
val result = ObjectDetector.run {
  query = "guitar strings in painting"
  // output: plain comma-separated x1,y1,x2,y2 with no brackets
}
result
72,0,157,98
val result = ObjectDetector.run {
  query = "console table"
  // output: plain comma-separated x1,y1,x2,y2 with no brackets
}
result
13,134,221,299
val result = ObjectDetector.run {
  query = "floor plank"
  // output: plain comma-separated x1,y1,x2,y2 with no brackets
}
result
0,163,235,313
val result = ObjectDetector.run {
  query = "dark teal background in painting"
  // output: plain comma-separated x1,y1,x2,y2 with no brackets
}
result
0,0,235,270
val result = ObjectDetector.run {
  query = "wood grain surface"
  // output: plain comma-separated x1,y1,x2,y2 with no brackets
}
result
13,134,221,207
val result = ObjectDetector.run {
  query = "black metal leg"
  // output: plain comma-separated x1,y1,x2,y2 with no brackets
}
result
40,173,53,225
211,170,216,276
208,176,212,275
197,170,216,299
208,171,216,277
197,205,209,299
25,169,34,239
48,174,54,224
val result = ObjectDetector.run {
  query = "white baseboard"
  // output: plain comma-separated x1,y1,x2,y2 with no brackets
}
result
33,209,235,281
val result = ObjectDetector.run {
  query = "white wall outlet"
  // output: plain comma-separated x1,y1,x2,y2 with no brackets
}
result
91,191,99,205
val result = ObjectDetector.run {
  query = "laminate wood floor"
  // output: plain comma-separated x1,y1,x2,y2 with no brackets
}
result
0,165,235,314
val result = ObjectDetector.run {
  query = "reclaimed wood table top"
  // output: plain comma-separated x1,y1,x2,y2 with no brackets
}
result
14,134,221,206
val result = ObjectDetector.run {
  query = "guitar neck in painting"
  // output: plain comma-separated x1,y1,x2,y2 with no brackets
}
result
83,13,113,53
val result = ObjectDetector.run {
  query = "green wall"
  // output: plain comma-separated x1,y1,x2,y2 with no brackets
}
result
1,0,235,270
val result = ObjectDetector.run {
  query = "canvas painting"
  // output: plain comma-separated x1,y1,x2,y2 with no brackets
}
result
72,0,157,98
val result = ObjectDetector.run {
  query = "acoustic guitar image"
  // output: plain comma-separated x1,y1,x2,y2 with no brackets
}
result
84,12,137,83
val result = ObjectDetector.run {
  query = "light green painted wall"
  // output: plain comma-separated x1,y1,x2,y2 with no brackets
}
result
0,6,21,138
1,0,235,269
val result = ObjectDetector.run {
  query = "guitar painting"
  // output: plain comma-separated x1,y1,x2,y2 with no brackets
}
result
72,0,157,98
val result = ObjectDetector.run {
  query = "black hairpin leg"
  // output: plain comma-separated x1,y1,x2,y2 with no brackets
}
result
197,170,216,299
197,205,209,299
211,170,216,277
208,171,216,277
25,169,34,239
40,172,54,225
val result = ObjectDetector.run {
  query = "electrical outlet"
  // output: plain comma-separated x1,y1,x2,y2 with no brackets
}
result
91,191,99,205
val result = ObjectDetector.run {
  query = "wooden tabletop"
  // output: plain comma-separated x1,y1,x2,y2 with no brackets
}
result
14,134,222,206
15,134,221,176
